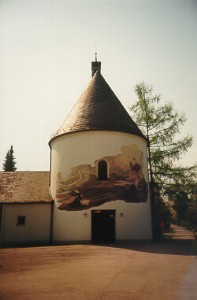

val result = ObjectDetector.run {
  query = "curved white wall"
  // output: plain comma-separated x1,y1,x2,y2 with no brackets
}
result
53,201,152,242
50,131,148,200
50,131,152,241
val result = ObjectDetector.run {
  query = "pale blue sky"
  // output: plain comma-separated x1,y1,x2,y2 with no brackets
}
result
0,0,197,170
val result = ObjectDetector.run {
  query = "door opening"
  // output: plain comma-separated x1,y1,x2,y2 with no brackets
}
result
91,210,115,243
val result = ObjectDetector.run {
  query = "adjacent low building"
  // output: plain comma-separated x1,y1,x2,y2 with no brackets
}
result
0,171,52,246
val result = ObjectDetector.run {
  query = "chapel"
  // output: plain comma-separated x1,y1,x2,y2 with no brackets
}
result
49,58,152,243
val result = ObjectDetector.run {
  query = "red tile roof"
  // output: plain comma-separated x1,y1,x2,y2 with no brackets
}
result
0,172,52,203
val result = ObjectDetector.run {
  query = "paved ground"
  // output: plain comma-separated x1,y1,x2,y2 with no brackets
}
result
0,226,196,300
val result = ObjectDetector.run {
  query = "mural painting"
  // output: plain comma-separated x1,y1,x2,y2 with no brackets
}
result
55,145,148,210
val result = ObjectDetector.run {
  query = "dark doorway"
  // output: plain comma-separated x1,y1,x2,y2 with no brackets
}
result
91,210,115,243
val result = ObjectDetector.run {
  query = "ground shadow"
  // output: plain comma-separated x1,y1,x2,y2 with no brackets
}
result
104,238,196,256
100,225,196,256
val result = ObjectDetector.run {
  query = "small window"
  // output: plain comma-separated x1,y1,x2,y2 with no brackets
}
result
98,160,108,180
17,216,26,226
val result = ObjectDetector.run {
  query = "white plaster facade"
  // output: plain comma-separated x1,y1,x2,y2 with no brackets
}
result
0,203,52,246
53,201,152,242
50,131,148,197
50,131,152,242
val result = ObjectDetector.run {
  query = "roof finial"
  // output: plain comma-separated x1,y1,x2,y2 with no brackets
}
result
91,53,101,77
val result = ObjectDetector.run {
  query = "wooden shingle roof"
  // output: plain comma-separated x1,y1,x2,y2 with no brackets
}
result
0,171,51,203
50,71,145,142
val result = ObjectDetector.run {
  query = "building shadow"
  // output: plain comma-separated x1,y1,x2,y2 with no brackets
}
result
100,225,196,256
104,238,196,256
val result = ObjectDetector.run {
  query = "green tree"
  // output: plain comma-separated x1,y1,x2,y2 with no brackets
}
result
130,82,196,236
187,203,197,230
3,145,17,171
173,191,189,225
165,179,196,226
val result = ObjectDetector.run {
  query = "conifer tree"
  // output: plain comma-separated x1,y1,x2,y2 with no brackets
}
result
3,145,17,171
130,83,196,190
130,82,196,236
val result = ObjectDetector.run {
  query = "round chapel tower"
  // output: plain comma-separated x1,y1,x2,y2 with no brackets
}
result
49,60,152,242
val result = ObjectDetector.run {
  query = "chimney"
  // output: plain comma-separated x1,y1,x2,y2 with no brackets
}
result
91,53,101,77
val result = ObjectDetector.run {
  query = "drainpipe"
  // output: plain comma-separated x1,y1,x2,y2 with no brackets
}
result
49,200,54,245
49,147,54,245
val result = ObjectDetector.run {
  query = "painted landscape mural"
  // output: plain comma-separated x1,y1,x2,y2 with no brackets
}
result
55,145,148,210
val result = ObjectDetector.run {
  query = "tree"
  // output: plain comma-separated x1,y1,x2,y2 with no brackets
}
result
130,82,196,236
173,191,189,225
165,179,196,226
187,203,197,230
3,145,17,171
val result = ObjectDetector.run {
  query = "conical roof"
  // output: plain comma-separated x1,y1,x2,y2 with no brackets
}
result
50,70,145,142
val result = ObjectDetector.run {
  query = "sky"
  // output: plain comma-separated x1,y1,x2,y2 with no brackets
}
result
0,0,197,171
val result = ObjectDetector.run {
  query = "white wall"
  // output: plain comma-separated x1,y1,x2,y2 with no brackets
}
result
50,130,152,242
1,203,52,246
50,130,148,202
53,201,152,243
53,207,91,242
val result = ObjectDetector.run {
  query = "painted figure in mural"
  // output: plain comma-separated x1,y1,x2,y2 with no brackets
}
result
123,158,148,202
56,145,148,210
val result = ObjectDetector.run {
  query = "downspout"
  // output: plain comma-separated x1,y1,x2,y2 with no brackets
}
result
147,139,155,240
144,95,155,240
49,148,54,245
49,200,54,245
